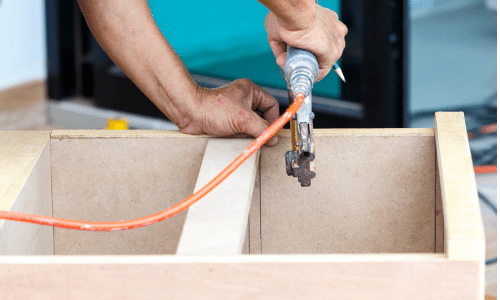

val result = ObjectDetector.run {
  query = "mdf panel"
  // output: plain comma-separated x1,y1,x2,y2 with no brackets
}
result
0,143,52,255
51,137,208,255
436,152,445,253
248,164,262,254
260,134,436,254
0,259,479,300
0,131,52,255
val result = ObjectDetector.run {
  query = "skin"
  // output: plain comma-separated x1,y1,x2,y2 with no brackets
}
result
77,0,347,146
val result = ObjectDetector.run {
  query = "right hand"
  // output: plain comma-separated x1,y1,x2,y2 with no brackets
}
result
264,4,348,81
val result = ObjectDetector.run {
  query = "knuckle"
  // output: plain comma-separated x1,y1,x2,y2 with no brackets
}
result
340,23,348,36
236,78,253,86
330,10,339,20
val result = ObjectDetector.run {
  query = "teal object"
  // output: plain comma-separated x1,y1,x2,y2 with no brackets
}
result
148,1,341,98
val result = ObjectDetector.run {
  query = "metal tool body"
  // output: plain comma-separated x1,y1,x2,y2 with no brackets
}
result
283,46,319,187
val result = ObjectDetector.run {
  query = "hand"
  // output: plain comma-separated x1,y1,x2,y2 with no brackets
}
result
179,79,281,146
264,4,348,81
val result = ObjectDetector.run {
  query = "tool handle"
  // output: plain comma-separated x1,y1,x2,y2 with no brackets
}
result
284,46,319,82
283,46,319,96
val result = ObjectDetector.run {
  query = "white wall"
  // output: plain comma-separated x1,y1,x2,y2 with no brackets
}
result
0,0,46,90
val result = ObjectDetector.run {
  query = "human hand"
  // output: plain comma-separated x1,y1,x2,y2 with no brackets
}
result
264,4,348,81
179,79,281,146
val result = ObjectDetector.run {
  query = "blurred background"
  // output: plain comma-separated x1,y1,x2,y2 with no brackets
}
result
0,0,496,296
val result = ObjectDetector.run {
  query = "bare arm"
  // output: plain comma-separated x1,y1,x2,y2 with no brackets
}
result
77,0,280,144
258,0,348,80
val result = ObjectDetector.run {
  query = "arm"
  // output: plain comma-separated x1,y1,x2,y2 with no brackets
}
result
258,0,348,81
77,0,280,145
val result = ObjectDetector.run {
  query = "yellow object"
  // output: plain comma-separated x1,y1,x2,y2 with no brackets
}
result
106,119,128,130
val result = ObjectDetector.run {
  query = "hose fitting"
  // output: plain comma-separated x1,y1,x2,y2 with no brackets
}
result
284,47,319,96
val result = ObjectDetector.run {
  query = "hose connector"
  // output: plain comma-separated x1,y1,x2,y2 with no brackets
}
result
284,47,319,97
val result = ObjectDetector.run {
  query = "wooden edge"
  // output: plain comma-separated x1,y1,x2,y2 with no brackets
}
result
51,128,434,139
434,112,485,259
0,253,447,264
279,128,435,137
50,130,208,139
0,254,480,300
435,154,445,253
0,142,53,255
0,131,51,212
434,112,485,297
176,139,259,255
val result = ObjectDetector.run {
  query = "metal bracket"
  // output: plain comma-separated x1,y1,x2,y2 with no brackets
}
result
285,150,316,187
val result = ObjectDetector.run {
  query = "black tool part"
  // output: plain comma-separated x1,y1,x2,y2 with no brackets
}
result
285,150,316,187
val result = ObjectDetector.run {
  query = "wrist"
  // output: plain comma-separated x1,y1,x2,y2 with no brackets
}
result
158,78,201,130
274,1,317,31
151,60,201,130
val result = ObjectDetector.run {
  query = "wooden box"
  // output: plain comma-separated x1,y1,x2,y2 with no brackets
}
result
0,112,485,299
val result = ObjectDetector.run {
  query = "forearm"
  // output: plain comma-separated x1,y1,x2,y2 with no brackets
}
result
77,0,198,128
257,0,316,30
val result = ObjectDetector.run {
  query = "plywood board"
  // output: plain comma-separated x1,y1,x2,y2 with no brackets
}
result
260,134,436,254
435,152,445,253
249,163,262,254
51,136,208,254
434,112,485,261
51,130,206,139
0,255,479,300
176,138,259,255
435,112,485,298
0,132,53,255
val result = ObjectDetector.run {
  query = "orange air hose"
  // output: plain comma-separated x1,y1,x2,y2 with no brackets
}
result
474,165,497,174
0,93,305,231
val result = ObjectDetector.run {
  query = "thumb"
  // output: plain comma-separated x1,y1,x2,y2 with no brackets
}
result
269,40,287,69
276,52,287,70
243,111,279,147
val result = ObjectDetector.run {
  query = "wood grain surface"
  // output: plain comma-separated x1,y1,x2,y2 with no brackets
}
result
176,138,259,255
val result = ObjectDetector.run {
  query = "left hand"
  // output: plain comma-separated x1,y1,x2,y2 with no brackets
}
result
180,79,281,146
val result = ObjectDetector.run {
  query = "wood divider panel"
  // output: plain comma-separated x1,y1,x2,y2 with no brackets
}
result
260,133,437,254
176,138,259,255
0,131,52,255
50,136,208,254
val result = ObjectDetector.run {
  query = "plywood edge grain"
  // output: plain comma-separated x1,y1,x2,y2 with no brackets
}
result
50,130,212,139
275,128,434,137
176,138,259,255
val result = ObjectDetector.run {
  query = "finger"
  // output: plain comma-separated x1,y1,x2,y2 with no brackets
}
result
317,69,330,82
243,111,279,147
251,85,280,125
269,40,287,63
276,52,287,70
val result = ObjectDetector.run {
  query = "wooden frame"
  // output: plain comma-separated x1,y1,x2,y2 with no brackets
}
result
0,112,484,299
